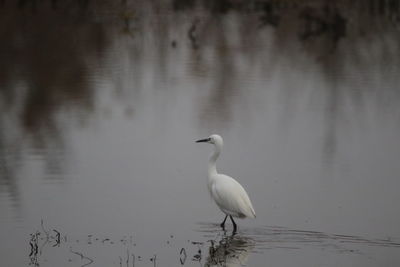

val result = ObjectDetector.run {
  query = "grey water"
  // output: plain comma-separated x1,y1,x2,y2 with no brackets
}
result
1,1,400,266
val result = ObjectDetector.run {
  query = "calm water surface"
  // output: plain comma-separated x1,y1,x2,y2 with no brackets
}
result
1,1,400,266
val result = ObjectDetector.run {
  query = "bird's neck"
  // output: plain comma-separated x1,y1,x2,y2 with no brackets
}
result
208,144,221,178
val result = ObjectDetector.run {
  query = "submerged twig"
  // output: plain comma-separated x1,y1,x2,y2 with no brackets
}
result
53,229,61,247
29,232,40,266
70,247,94,267
126,249,129,267
150,254,157,267
41,219,50,239
179,248,187,265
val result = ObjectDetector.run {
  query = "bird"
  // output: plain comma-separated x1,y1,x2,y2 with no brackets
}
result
196,134,256,233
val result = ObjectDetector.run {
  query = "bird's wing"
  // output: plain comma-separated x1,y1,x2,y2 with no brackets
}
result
211,175,256,218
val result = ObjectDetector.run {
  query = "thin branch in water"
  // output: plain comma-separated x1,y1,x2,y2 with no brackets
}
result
70,247,94,267
179,247,187,265
29,232,40,266
150,254,157,267
41,219,50,239
126,249,129,267
53,229,61,247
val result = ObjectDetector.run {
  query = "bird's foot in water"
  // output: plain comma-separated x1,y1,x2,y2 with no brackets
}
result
232,225,237,234
220,215,228,229
230,216,237,234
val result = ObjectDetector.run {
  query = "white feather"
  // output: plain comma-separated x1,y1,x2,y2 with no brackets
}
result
210,174,256,218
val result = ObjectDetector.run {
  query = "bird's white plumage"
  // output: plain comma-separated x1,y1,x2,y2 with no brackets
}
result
209,174,256,218
197,134,256,223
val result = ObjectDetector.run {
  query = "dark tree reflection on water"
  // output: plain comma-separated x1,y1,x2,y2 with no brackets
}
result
0,1,115,207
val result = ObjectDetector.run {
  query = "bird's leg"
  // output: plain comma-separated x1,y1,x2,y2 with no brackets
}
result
220,215,228,229
229,216,237,233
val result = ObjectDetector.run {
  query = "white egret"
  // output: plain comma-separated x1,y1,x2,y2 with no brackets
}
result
196,134,256,232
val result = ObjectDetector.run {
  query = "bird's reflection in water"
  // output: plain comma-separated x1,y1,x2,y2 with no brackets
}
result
205,232,255,267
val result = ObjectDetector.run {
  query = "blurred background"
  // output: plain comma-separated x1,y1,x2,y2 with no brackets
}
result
1,0,400,266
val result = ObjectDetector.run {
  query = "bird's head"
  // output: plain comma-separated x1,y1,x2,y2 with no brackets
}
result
196,134,223,147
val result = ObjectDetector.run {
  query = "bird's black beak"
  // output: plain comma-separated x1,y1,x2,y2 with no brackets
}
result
196,138,210,143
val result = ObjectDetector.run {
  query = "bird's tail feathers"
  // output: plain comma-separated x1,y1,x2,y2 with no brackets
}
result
248,207,256,219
